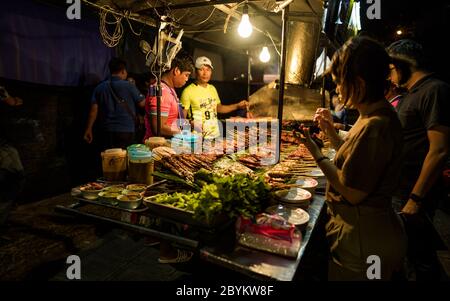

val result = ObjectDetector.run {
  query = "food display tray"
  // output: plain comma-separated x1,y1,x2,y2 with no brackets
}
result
143,197,229,229
73,196,148,213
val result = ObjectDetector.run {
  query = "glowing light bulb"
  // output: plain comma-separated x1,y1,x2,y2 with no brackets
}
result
238,13,253,38
396,30,403,35
259,46,270,63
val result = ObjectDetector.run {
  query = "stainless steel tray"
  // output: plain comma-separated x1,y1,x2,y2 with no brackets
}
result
143,196,229,228
73,196,148,213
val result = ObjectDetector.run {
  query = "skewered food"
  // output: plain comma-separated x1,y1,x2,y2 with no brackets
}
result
159,153,220,182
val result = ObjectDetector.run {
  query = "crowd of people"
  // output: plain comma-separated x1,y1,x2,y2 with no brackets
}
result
304,36,408,280
303,37,449,280
180,56,249,140
78,38,449,274
83,54,249,149
81,53,250,263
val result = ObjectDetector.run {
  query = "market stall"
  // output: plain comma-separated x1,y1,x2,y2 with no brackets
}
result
52,0,331,280
56,118,332,280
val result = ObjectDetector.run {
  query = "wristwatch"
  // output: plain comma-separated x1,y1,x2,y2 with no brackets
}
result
409,193,424,204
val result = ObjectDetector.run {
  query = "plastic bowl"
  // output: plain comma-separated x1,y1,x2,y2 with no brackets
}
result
274,188,312,210
294,177,318,194
266,205,310,230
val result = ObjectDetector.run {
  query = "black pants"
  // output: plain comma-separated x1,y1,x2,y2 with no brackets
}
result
393,197,442,281
100,131,135,151
400,212,443,281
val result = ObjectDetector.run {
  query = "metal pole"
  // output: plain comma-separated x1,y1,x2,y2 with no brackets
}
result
156,78,162,137
156,25,162,137
247,50,251,101
277,5,289,163
321,47,327,108
55,205,199,248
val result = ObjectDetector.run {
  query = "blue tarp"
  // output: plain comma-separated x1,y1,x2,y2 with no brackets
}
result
0,0,114,86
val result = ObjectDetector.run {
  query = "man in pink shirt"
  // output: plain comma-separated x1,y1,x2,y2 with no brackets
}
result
144,54,194,139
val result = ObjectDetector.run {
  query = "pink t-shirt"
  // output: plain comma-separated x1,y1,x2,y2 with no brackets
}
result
144,82,180,140
389,95,402,108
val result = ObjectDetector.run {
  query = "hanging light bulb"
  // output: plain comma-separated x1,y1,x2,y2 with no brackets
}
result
238,4,253,38
259,46,270,63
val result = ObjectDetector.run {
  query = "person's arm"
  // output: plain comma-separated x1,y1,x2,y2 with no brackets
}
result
0,87,23,106
180,87,191,120
402,126,450,214
1,96,23,106
148,91,181,138
314,108,345,150
129,84,146,109
83,104,98,144
217,100,248,114
301,127,368,205
150,115,180,138
137,99,145,109
326,121,345,150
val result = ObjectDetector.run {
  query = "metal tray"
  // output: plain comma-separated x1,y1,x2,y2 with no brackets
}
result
143,196,229,228
73,196,148,213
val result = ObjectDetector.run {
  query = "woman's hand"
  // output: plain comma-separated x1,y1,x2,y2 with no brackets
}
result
314,108,335,137
313,108,333,123
298,126,322,160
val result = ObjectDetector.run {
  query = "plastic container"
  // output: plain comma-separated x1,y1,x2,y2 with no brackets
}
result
101,149,127,182
127,144,148,152
128,149,154,185
171,132,200,153
145,137,167,150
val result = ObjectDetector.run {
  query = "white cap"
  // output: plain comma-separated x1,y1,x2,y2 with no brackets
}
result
195,56,214,69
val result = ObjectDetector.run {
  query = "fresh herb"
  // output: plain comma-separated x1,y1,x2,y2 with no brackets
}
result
153,169,270,223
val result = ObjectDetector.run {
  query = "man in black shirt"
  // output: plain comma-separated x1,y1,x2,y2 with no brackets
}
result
387,39,450,280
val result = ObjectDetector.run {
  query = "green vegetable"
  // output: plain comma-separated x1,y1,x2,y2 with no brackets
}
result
153,171,271,223
152,171,200,190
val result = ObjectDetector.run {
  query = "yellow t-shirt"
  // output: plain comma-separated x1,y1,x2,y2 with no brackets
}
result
180,83,221,139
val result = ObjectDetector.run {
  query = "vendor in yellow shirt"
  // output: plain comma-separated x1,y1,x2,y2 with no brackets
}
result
180,56,248,139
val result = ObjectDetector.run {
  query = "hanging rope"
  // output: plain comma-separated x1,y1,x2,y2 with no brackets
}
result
99,6,142,48
99,5,123,47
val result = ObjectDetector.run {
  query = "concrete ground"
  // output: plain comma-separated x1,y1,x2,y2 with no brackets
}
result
0,194,251,281
48,228,252,281
1,193,449,281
